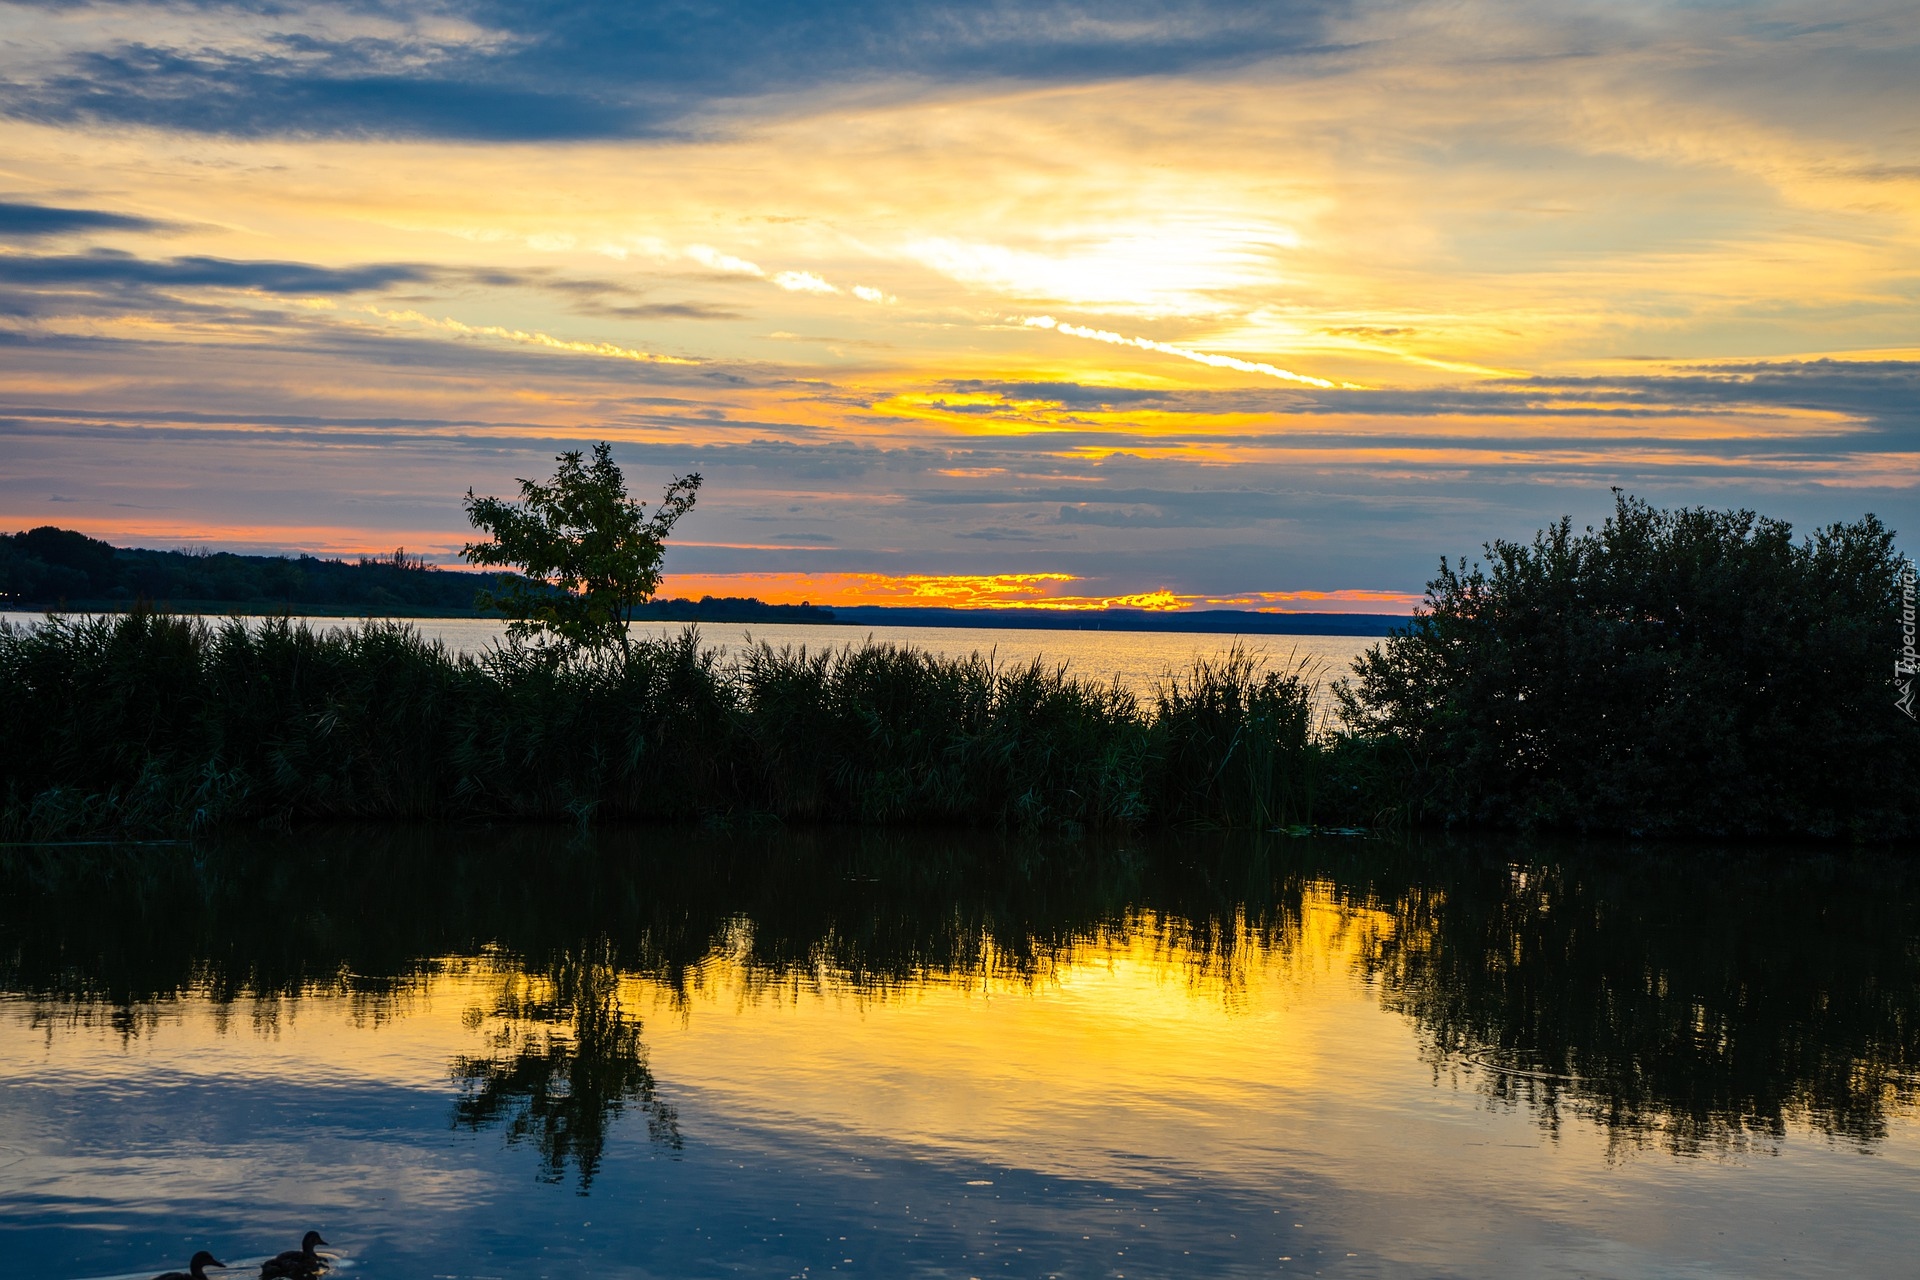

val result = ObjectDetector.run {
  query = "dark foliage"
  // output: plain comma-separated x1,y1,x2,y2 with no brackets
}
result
0,613,1318,837
1144,648,1318,829
462,442,702,652
1336,493,1920,838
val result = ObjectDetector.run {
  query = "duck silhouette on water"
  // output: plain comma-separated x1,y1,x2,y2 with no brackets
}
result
151,1252,225,1280
259,1231,331,1279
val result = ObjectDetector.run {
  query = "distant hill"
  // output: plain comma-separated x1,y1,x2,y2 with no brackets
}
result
0,527,834,621
1,526,1407,634
629,595,836,623
1,526,489,614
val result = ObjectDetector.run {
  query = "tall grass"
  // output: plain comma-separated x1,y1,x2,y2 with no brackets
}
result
0,611,1325,839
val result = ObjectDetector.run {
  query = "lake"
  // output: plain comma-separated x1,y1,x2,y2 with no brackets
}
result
2,828,1915,1279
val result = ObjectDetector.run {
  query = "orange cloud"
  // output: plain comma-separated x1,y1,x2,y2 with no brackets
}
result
659,573,1412,613
660,571,1092,608
1211,589,1426,612
661,571,1184,609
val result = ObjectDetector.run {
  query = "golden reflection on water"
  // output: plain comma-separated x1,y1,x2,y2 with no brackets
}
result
3,888,1460,1223
8,855,1920,1280
21,879,1907,1184
638,895,1406,1179
6,893,1394,1115
11,857,1919,1170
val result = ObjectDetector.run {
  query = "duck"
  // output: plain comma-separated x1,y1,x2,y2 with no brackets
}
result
259,1231,331,1279
151,1253,226,1280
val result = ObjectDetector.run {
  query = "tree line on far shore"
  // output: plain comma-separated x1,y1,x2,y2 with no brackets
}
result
0,525,487,612
0,526,831,622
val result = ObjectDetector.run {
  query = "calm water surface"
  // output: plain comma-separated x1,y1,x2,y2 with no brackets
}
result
2,829,1916,1279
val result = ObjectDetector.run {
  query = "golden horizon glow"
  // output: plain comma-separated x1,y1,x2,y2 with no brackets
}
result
657,573,1422,613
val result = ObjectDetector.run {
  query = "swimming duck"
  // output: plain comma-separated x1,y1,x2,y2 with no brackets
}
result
259,1231,330,1279
151,1252,225,1280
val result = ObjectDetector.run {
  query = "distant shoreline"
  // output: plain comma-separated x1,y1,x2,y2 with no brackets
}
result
2,601,1410,637
2,528,1413,637
823,606,1407,636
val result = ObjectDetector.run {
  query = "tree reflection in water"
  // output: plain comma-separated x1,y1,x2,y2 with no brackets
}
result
449,942,679,1190
1,827,1916,1166
1345,849,1920,1156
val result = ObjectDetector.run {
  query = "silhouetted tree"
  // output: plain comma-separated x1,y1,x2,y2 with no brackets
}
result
463,443,701,653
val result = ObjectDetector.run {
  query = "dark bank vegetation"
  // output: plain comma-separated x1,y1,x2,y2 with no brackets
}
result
1336,492,1920,840
3,827,1915,1168
3,492,1915,841
0,611,1320,840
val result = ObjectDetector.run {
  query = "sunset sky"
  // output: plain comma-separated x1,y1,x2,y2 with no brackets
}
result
2,0,1916,610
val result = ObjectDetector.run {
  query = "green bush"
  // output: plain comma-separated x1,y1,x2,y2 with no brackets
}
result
1335,493,1920,838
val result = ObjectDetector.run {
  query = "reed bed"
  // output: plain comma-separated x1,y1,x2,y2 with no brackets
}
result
0,611,1327,839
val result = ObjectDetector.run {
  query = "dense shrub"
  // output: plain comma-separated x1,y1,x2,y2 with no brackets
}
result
1336,493,1920,838
0,613,1314,838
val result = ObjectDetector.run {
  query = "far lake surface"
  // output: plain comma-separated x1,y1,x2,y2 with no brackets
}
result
2,828,1915,1279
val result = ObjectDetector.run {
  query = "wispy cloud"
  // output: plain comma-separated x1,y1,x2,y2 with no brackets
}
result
1022,316,1345,389
0,0,1343,141
0,199,170,237
362,307,700,365
773,270,837,294
684,244,765,276
0,249,432,294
